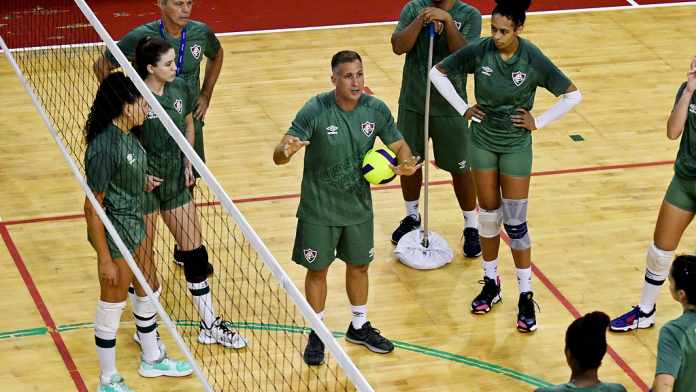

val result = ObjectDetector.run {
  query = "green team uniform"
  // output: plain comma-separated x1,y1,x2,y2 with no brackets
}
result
395,0,481,173
440,37,571,176
106,20,221,163
141,77,195,214
85,124,147,259
656,310,696,391
535,382,627,392
288,91,403,270
665,83,696,211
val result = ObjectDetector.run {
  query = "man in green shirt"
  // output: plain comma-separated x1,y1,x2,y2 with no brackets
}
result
391,0,482,257
273,51,421,366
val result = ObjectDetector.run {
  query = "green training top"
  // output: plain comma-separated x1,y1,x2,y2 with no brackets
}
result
440,37,572,153
106,20,221,101
395,0,481,116
656,310,696,392
287,91,403,226
85,124,147,254
535,382,627,392
673,82,696,179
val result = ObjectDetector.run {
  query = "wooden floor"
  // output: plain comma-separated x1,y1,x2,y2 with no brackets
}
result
2,4,696,391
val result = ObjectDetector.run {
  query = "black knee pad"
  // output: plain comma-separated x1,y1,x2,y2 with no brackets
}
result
182,245,209,283
173,245,185,264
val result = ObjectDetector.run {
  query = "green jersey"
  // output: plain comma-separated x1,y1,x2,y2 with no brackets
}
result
85,124,147,256
395,0,481,116
106,20,221,101
656,310,696,392
141,77,194,179
673,83,696,179
287,91,403,226
535,382,627,392
440,37,572,152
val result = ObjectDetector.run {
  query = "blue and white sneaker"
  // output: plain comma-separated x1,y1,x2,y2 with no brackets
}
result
610,305,656,332
138,350,193,378
97,374,134,392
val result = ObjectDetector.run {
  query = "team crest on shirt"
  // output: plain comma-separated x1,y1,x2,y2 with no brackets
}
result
454,20,462,30
690,104,696,115
303,248,318,263
361,121,375,137
512,71,527,87
190,44,202,60
126,153,136,165
174,98,183,114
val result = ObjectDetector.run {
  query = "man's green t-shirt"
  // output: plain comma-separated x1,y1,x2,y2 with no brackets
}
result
656,310,696,392
440,37,571,152
395,0,481,116
287,91,403,226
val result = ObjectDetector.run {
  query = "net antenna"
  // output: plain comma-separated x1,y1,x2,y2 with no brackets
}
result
1,0,372,390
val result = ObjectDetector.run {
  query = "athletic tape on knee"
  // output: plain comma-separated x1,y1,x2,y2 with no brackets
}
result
95,300,126,347
183,245,209,283
133,288,160,333
502,198,531,250
479,208,502,238
645,242,674,285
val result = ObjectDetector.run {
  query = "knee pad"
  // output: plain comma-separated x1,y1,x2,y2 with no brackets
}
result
173,245,185,265
502,198,531,250
645,242,674,285
95,300,126,347
183,245,209,284
479,208,502,238
133,288,160,333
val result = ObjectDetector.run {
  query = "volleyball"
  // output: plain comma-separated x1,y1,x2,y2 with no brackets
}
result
362,148,397,185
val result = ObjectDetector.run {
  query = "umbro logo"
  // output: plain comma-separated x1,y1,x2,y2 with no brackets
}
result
303,248,318,263
326,125,338,135
126,153,136,165
690,104,696,114
458,160,467,169
454,20,462,30
481,66,493,76
368,248,375,258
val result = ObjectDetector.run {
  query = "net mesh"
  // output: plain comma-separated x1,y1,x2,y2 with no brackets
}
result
1,1,356,391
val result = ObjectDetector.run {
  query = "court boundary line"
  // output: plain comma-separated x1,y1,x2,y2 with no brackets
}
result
0,223,87,391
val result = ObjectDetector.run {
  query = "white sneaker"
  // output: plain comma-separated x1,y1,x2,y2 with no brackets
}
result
132,330,166,353
198,317,247,349
97,374,134,392
138,350,193,378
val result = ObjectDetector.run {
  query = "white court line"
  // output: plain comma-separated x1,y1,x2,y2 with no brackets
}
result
1,1,696,51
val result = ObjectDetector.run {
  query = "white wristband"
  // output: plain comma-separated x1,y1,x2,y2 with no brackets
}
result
534,90,582,129
429,66,469,116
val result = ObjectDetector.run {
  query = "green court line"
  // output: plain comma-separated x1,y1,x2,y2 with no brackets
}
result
0,320,553,388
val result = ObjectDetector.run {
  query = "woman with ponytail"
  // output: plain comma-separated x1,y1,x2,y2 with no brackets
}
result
536,312,626,391
429,0,582,332
652,255,696,392
84,72,193,392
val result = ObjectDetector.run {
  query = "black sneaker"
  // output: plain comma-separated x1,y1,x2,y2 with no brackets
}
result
517,291,539,333
462,227,482,257
173,245,214,276
303,331,325,366
471,276,502,314
345,321,394,354
391,215,421,244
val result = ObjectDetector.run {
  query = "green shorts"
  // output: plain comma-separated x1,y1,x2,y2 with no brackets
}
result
89,214,145,260
665,174,696,212
469,143,533,177
398,107,470,173
292,219,374,271
143,173,192,214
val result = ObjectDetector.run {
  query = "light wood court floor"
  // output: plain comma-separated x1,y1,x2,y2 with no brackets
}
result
2,4,696,391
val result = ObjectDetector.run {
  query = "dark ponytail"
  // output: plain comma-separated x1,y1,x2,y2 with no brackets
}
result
493,0,532,28
565,311,610,371
84,72,142,144
135,36,173,80
671,255,696,306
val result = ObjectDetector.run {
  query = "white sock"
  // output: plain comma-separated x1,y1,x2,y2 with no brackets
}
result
134,293,160,362
95,300,125,385
639,280,661,314
188,279,217,328
516,267,532,293
463,209,478,229
351,304,367,329
482,258,498,280
405,200,419,220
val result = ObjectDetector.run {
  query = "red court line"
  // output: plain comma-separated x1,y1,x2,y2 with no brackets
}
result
499,232,649,391
0,223,88,392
